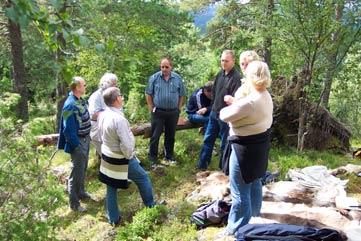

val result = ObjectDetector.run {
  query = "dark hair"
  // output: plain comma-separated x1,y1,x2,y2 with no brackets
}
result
203,81,213,92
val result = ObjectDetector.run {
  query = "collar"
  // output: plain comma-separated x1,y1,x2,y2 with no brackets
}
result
108,106,124,116
223,67,235,77
161,71,173,80
70,92,82,100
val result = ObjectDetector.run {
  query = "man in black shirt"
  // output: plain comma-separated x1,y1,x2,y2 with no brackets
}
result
197,50,241,170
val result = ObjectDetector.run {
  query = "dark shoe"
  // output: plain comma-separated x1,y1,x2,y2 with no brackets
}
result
71,205,87,212
110,217,121,227
79,192,92,200
149,155,158,164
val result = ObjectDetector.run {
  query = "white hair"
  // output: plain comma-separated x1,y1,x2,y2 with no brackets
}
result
99,73,118,90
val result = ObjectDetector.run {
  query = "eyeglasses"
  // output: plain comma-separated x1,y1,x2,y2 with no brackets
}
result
161,66,170,69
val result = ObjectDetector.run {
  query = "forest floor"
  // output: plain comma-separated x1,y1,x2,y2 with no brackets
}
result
49,129,361,241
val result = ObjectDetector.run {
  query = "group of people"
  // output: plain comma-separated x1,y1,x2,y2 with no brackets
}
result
57,49,273,237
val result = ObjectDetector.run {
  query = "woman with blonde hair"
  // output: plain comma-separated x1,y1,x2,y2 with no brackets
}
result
220,60,273,236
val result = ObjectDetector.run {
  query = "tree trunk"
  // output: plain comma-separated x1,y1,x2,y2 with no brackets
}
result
36,117,201,146
8,16,29,122
321,52,337,109
321,2,343,109
297,68,311,151
263,0,274,69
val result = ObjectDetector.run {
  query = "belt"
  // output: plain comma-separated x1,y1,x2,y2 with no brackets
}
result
78,133,89,138
157,107,177,112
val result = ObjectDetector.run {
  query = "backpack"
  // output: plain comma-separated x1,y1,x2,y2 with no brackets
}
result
190,199,232,229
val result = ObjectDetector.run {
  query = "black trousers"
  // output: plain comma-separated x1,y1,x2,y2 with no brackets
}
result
149,108,179,161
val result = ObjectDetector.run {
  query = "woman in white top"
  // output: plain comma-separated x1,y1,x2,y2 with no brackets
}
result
220,60,273,235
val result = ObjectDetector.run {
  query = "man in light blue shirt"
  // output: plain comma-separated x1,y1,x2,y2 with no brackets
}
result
145,57,186,165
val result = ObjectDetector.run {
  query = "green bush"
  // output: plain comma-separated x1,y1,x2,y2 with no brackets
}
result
23,116,56,137
116,205,168,241
0,94,64,240
124,86,149,123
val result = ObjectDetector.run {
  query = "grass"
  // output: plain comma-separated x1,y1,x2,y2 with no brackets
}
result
45,129,360,240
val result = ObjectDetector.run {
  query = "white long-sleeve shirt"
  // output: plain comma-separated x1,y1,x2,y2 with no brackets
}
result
97,106,135,159
220,89,273,136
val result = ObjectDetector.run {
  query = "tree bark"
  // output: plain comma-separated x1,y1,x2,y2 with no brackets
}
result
8,13,29,122
263,0,274,69
36,117,202,146
321,2,343,109
297,68,311,151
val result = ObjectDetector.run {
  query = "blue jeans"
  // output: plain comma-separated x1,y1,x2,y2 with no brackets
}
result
197,111,229,169
227,147,262,235
106,157,155,223
188,113,209,129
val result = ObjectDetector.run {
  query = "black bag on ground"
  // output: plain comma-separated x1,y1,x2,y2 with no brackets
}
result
190,199,231,229
235,223,346,241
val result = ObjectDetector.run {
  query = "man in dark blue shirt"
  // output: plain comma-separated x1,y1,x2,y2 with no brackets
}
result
58,77,92,212
186,81,213,131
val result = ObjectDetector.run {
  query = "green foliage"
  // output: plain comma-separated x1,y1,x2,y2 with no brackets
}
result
0,93,64,240
330,44,361,137
170,29,219,91
4,0,38,27
116,205,168,241
177,0,217,12
29,101,57,119
23,116,56,137
152,217,197,241
0,66,12,92
71,0,192,98
1,0,361,239
0,92,21,120
124,87,149,123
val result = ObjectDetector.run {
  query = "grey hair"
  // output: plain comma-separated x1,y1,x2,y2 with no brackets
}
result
222,49,236,60
103,87,121,107
70,76,85,91
99,73,118,90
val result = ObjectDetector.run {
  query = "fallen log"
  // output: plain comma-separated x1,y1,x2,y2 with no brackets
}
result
36,117,201,146
271,76,351,152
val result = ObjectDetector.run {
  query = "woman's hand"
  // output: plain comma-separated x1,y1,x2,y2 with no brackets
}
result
224,95,234,105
